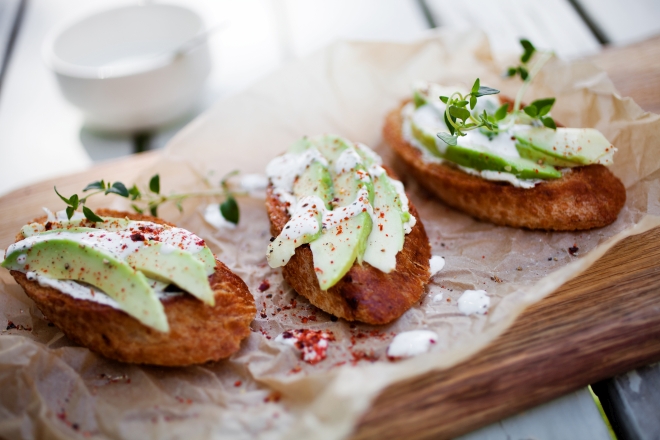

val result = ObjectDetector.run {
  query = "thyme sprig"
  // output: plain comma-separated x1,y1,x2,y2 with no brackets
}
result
54,171,241,224
436,78,507,146
436,39,557,146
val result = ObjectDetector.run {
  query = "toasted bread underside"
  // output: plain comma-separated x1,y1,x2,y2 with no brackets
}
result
383,104,627,231
10,209,256,366
266,172,431,325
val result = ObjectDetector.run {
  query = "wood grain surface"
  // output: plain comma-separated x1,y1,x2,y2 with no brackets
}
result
0,37,658,440
353,226,660,439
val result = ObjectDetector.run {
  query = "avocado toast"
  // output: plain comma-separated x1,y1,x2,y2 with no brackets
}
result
2,209,256,366
265,136,431,325
384,82,626,231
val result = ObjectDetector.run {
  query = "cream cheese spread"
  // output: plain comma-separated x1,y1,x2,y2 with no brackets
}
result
387,330,438,359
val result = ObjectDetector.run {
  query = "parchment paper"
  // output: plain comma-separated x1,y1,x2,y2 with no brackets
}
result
2,30,660,440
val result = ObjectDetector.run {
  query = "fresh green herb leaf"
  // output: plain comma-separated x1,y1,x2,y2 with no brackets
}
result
531,98,555,112
520,39,536,63
475,86,500,97
83,181,105,191
106,182,129,197
440,96,449,104
128,184,141,200
65,206,75,220
149,174,160,194
175,201,183,213
131,204,144,214
220,196,239,224
449,105,470,121
54,186,71,205
523,105,538,117
495,103,509,121
539,105,552,117
506,67,517,77
471,78,480,95
469,95,477,110
69,194,79,210
437,132,458,146
518,66,529,80
444,111,455,135
83,206,103,222
542,116,557,129
150,205,158,217
455,100,469,108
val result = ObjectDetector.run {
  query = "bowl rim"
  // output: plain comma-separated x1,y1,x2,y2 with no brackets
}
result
42,2,206,80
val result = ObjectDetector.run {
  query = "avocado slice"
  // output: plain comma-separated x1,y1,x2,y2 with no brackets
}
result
268,155,334,267
515,142,577,167
293,159,334,210
514,127,615,166
21,218,134,237
410,119,444,157
362,174,405,273
310,146,374,289
127,242,215,306
444,143,562,179
307,135,355,164
2,238,168,332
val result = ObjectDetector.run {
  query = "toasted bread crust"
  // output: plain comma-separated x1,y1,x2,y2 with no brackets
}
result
266,172,431,325
10,209,256,366
383,103,626,231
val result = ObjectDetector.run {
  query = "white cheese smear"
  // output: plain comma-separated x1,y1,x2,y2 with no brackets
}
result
387,330,438,359
457,289,490,315
429,255,445,277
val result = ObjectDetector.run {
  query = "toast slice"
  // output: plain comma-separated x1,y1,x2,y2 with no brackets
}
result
266,169,431,325
8,209,256,366
384,102,626,231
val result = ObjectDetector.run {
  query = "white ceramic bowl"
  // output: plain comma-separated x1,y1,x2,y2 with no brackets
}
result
44,3,211,133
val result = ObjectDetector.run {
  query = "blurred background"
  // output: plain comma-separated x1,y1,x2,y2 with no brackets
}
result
0,1,660,439
0,0,659,198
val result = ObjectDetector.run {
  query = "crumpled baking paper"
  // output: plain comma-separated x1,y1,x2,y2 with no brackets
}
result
1,30,659,440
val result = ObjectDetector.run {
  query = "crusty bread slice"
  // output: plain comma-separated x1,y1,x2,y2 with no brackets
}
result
9,209,256,366
266,170,431,325
383,102,626,231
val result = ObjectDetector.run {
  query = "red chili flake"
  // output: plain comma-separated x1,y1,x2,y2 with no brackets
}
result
264,391,282,403
258,280,271,292
195,239,205,247
45,222,53,231
281,329,335,364
290,365,302,374
130,233,145,242
350,350,379,364
260,309,267,319
234,381,242,387
568,246,579,256
301,317,308,324
5,321,16,330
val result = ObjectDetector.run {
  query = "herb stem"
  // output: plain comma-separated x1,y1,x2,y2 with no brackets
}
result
514,51,553,112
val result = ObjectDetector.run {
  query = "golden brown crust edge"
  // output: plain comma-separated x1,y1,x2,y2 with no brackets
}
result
383,103,627,231
9,209,256,366
266,174,431,326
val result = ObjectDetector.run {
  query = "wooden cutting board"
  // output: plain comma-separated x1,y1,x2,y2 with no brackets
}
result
1,150,659,440
2,37,659,440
